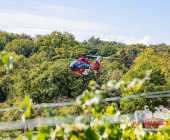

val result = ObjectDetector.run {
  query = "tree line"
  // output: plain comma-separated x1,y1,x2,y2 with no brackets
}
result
0,30,170,120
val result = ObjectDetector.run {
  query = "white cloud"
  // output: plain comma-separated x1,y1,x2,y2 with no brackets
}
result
72,32,164,46
4,28,51,37
0,11,119,32
2,27,166,46
37,4,91,16
0,11,168,46
138,36,151,45
0,9,143,34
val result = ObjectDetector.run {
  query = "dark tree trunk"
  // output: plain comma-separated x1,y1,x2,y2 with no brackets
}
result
21,128,24,134
26,126,28,132
34,127,37,131
67,89,71,98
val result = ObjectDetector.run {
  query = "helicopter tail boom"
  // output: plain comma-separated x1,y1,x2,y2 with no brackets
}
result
90,56,101,73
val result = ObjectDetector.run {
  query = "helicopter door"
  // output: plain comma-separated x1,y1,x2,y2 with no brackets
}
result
82,63,90,75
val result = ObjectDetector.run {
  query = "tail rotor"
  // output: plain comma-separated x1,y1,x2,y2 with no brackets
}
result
93,55,101,73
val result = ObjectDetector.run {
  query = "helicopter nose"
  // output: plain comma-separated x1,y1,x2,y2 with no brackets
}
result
70,65,74,69
70,65,75,70
70,65,80,71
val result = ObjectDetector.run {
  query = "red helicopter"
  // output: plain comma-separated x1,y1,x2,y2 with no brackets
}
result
59,50,116,79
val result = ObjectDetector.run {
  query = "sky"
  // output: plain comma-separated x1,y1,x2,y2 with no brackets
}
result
0,0,170,45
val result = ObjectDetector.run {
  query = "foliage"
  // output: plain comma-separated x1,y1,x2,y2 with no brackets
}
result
120,48,169,113
0,31,33,51
101,61,128,98
0,74,13,102
0,51,13,102
0,51,13,72
113,49,131,68
20,96,32,122
125,44,146,63
12,59,89,103
0,131,18,139
14,72,160,140
83,36,126,57
7,52,26,69
105,61,127,82
35,31,86,60
4,39,36,57
1,31,170,139
55,105,84,116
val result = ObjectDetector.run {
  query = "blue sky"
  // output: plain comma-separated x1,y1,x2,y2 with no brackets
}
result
0,0,170,45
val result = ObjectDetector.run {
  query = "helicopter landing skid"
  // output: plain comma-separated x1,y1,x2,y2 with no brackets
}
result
69,73,77,77
83,75,91,80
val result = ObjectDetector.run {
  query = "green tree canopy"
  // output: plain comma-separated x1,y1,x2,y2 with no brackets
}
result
4,39,36,57
0,31,33,51
35,31,86,60
10,59,89,103
120,49,168,113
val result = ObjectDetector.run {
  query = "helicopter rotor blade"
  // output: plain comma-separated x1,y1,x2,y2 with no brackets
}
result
86,55,97,57
50,47,117,59
51,47,83,55
86,55,117,59
61,50,86,56
60,50,80,55
102,57,117,59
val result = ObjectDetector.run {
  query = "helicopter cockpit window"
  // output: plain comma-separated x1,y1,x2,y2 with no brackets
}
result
83,63,89,69
70,60,77,67
70,61,79,71
81,64,85,69
79,62,89,69
76,62,83,68
70,61,83,71
70,61,89,71
86,64,90,69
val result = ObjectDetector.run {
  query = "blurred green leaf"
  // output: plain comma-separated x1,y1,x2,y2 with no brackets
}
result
20,96,32,120
0,51,13,72
36,126,51,140
44,108,56,117
25,132,33,140
106,104,117,116
85,127,99,140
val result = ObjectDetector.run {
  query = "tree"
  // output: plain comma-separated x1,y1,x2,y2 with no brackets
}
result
4,39,36,57
0,75,12,102
113,50,131,68
87,36,102,45
98,43,118,57
120,49,168,113
0,31,33,51
155,45,170,53
12,59,88,103
35,31,86,60
105,61,127,82
0,51,13,103
126,44,146,63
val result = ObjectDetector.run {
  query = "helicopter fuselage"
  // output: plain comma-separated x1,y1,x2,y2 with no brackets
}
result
69,57,100,75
